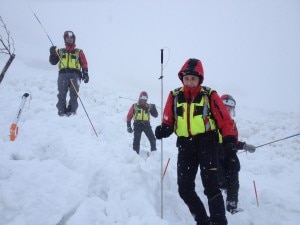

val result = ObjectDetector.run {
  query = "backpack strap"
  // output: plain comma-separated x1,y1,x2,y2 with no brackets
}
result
171,87,183,119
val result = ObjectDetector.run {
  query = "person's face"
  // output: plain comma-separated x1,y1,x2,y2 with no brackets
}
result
65,36,74,45
139,95,148,104
182,75,200,88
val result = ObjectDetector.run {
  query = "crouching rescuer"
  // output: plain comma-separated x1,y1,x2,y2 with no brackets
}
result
155,58,237,225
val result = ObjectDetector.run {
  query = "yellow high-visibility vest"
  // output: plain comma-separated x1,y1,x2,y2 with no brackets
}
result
172,87,217,137
58,48,81,70
133,104,150,121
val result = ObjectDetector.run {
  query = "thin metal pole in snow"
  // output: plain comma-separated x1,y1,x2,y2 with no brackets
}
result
29,7,55,46
161,158,170,180
255,133,300,149
159,49,164,219
118,96,136,101
70,79,98,138
253,180,259,207
119,96,161,109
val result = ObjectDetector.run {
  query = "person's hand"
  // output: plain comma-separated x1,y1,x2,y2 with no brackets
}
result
149,104,155,110
155,123,173,139
127,127,133,133
50,46,57,54
82,73,89,83
243,143,256,153
140,102,149,110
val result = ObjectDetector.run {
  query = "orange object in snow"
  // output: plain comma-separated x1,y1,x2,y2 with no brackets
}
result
9,93,30,141
9,123,18,141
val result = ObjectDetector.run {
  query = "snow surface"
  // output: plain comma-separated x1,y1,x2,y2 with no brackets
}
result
1,0,300,225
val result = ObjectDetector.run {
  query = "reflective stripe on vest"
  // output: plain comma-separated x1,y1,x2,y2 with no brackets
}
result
218,130,223,143
133,104,150,121
172,87,217,137
58,48,81,70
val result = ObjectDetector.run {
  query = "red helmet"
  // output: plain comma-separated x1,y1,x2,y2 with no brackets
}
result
63,31,76,46
138,91,148,104
221,94,236,117
221,94,236,107
178,58,204,84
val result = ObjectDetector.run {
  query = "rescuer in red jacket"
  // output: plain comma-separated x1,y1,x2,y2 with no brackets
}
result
127,91,158,154
49,31,89,117
155,58,237,225
218,94,256,214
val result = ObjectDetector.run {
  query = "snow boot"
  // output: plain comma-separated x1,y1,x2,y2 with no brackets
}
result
226,199,238,214
66,105,76,116
58,109,66,116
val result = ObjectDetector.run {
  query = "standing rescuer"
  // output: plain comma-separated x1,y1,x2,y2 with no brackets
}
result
155,58,237,225
127,91,158,154
49,30,89,117
218,94,256,214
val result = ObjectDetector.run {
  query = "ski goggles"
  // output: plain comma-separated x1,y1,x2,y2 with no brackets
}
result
140,95,148,100
223,98,235,107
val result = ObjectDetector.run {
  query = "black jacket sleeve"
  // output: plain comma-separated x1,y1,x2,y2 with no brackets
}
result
149,104,158,118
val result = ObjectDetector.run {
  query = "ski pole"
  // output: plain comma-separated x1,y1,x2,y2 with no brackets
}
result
70,79,98,138
159,48,164,219
255,133,300,149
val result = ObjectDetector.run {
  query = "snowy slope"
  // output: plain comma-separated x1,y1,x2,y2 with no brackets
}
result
0,58,300,225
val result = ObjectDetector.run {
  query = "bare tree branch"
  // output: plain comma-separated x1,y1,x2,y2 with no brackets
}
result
0,16,15,56
0,16,16,85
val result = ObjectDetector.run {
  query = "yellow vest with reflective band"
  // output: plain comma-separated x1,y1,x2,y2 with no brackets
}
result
133,104,150,121
172,87,217,137
58,48,81,70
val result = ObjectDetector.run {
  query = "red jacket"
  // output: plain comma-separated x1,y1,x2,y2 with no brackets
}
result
162,85,238,139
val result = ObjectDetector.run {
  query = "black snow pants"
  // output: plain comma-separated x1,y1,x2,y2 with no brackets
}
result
176,131,227,225
132,121,156,154
56,71,80,115
218,146,240,202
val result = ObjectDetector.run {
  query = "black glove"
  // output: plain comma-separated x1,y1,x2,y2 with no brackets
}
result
82,68,89,83
149,104,155,110
127,127,133,133
243,143,256,153
140,102,150,110
83,73,89,83
155,123,173,139
223,135,238,154
149,104,158,118
50,46,57,54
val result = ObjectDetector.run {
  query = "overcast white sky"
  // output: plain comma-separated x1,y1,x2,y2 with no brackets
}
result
1,0,300,113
